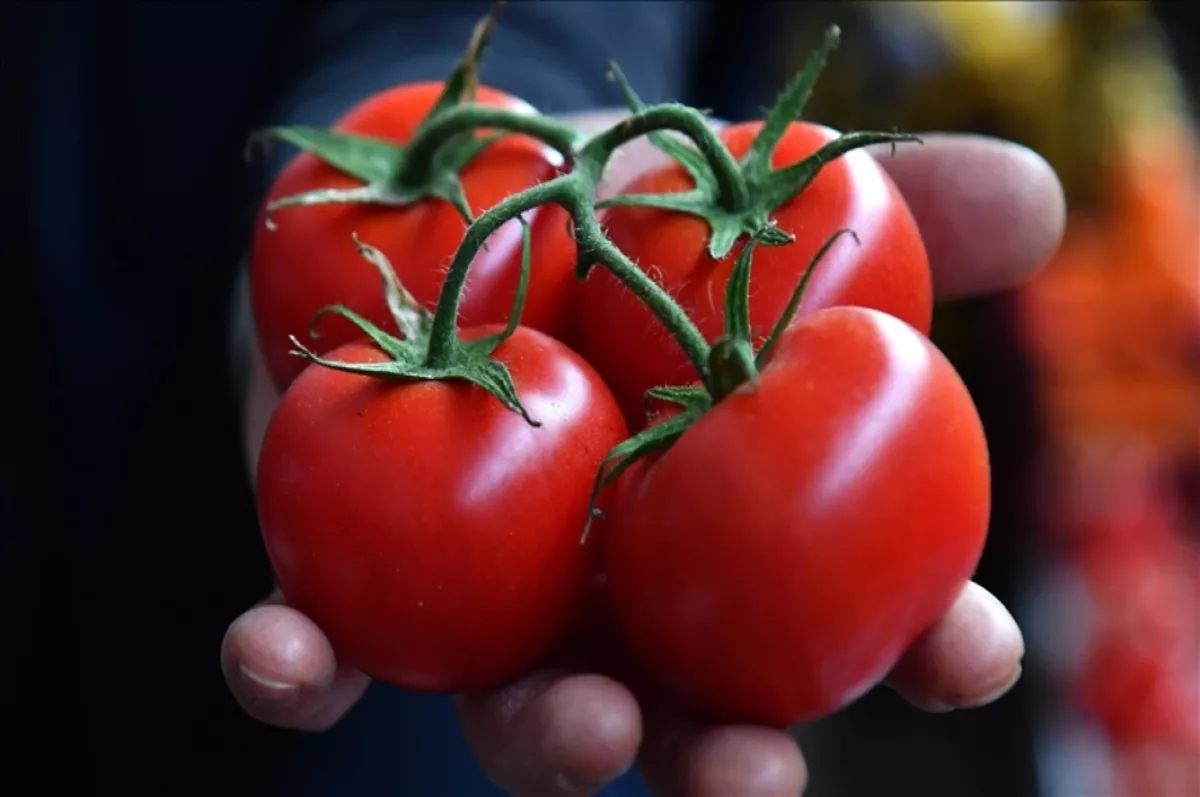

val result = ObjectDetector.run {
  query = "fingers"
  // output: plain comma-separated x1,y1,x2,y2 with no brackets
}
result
455,670,642,796
869,134,1066,300
638,708,807,797
886,581,1026,712
221,592,370,731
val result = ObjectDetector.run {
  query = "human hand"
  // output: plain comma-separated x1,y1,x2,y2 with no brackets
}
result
224,111,1065,795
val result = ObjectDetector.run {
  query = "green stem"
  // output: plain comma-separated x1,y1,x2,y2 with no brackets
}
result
579,104,749,214
708,338,758,402
425,165,714,389
571,207,713,388
425,175,574,366
401,105,582,186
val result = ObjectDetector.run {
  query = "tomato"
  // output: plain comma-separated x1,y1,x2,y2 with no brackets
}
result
579,122,931,425
604,307,989,727
255,327,628,693
251,82,577,391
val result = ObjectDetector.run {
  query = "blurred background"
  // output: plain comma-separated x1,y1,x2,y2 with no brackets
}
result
766,3,1199,796
7,1,1198,795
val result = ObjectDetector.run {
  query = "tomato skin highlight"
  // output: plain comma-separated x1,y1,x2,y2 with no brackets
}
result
580,122,932,426
255,328,628,693
604,307,990,727
251,82,578,391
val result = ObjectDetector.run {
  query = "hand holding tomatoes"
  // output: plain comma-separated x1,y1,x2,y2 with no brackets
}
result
228,135,1060,797
228,13,1065,794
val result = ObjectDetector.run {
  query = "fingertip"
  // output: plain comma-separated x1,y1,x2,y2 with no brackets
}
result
873,133,1067,299
221,603,368,730
541,675,643,792
223,604,336,689
888,581,1026,712
457,671,642,796
642,719,808,797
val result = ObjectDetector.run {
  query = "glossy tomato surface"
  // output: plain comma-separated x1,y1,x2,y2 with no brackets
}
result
580,122,931,426
252,82,577,390
605,307,989,727
256,328,628,693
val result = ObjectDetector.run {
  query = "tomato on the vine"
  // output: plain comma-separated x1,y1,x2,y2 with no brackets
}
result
580,121,931,425
255,327,628,693
251,82,577,391
604,307,989,727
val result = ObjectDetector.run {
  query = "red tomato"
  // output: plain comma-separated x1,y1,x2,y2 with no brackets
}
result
255,328,628,693
604,307,989,727
580,122,931,425
251,82,577,391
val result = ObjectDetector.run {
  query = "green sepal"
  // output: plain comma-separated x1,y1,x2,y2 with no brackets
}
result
245,127,402,183
581,406,705,543
594,25,920,265
596,64,759,261
757,130,922,211
290,225,539,427
303,305,419,364
740,25,841,183
755,227,859,367
642,385,713,416
247,4,508,226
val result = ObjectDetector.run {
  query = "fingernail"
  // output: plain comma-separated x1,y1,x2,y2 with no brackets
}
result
956,664,1023,710
908,665,1024,714
239,664,301,707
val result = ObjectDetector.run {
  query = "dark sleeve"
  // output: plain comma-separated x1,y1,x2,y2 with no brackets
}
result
250,0,714,190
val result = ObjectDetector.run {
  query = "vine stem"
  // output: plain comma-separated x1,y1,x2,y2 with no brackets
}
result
406,101,747,214
425,177,568,365
402,104,582,177
425,101,757,387
425,166,713,388
579,104,749,213
570,208,711,386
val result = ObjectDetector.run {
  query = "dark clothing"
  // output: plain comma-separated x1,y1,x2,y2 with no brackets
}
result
6,2,776,794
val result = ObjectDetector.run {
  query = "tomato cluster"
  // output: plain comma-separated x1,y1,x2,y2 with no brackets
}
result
248,15,992,728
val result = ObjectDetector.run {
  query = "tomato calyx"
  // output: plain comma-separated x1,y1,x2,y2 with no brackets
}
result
581,225,859,532
596,26,919,261
245,3,581,226
290,228,542,426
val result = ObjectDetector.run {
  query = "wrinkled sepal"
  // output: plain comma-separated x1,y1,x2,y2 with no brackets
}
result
287,225,539,427
429,1,504,116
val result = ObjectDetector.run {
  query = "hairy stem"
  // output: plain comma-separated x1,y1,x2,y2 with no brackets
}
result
570,207,712,388
425,176,574,365
579,104,748,214
402,105,582,185
425,166,713,389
